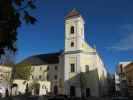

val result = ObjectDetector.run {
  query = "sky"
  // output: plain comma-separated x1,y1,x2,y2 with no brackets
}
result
17,0,133,73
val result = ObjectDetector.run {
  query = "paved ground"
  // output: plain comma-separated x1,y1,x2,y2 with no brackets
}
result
0,96,112,100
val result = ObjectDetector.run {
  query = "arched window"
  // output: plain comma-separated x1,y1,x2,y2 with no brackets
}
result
70,86,76,96
55,66,58,70
71,42,74,47
39,75,42,80
70,26,74,34
54,85,58,95
54,75,58,80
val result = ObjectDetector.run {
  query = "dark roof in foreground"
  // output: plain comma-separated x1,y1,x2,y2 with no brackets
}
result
19,52,62,65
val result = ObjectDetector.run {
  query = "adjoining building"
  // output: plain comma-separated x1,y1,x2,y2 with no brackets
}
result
115,72,120,95
124,62,133,97
107,74,115,96
13,53,60,96
115,61,132,96
0,65,12,97
16,9,108,97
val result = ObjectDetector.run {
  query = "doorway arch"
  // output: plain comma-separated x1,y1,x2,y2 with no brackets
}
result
53,85,58,95
32,82,40,95
70,86,76,96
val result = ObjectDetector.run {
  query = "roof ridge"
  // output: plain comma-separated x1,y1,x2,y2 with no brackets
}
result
18,51,61,65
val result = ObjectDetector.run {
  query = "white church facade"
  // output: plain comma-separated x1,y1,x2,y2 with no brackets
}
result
14,9,108,97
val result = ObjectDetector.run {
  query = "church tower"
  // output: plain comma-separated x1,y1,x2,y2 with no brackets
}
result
64,9,85,97
65,9,85,52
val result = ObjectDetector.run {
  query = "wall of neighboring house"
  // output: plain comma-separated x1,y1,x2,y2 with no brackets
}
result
59,54,65,94
30,63,63,95
115,72,120,92
47,63,63,95
0,65,12,97
13,79,51,96
124,62,133,96
0,65,12,87
31,65,48,81
116,62,130,96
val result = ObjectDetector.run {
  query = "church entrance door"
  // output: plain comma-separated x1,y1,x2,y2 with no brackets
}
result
86,88,90,97
70,86,76,96
54,85,58,95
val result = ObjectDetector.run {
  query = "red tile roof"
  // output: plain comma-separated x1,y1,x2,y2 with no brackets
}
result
66,9,81,19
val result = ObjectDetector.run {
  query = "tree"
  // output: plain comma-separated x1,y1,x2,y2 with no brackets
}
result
10,62,32,96
79,72,86,98
29,80,40,95
0,0,37,58
14,62,32,80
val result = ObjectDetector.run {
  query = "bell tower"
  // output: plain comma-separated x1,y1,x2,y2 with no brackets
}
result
64,9,85,97
65,9,85,52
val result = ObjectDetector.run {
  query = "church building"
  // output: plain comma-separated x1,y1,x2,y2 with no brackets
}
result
14,9,108,97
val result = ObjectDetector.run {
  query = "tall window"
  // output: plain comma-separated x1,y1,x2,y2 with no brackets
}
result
81,28,83,35
39,75,42,80
55,66,58,70
54,75,58,80
47,66,49,71
70,86,76,96
120,64,123,73
71,26,74,34
85,65,89,72
47,75,49,81
32,75,34,79
40,67,42,70
71,64,75,72
54,85,58,95
32,67,34,71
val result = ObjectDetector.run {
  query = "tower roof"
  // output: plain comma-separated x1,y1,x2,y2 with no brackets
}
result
65,9,81,19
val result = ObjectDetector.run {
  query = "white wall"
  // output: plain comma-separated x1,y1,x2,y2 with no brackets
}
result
13,80,51,96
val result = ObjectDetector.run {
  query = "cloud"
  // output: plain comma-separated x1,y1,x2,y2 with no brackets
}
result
120,24,133,31
109,33,133,51
107,24,133,51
